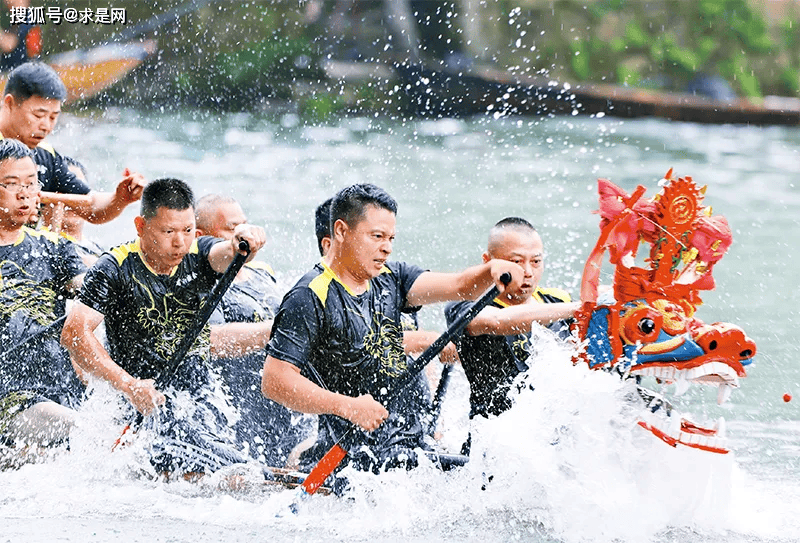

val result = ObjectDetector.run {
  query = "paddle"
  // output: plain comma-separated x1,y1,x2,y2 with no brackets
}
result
157,239,250,388
114,239,250,444
429,363,454,432
298,272,512,497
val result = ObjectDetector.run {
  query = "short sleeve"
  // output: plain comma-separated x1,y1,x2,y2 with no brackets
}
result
77,254,120,316
392,261,425,310
195,235,224,280
35,147,91,195
55,238,87,287
267,287,322,370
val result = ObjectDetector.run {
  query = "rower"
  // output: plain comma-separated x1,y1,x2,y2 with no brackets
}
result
0,139,86,460
62,178,267,477
0,62,147,227
262,183,522,477
314,196,460,438
196,193,312,468
444,217,579,449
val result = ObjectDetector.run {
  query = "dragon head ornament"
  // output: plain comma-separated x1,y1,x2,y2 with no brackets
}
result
572,170,756,454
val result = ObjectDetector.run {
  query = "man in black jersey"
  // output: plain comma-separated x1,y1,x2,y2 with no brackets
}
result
445,217,580,421
314,196,459,439
263,184,522,474
0,62,146,226
0,139,85,455
61,178,267,475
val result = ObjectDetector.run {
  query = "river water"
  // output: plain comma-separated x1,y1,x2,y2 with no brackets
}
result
1,107,798,542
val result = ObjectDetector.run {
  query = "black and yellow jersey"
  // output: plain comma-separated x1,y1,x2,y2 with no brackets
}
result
0,226,85,402
78,236,222,391
267,259,425,467
445,287,571,418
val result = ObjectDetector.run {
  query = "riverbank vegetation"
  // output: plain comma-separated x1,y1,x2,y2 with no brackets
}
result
38,0,800,113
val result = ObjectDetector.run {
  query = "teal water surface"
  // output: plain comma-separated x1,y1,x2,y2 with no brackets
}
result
8,108,798,542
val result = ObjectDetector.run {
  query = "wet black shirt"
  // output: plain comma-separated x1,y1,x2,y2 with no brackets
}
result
0,227,85,402
445,287,571,418
32,143,92,195
78,236,222,391
267,260,425,464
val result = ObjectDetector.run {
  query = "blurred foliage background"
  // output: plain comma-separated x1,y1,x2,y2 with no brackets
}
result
28,0,800,110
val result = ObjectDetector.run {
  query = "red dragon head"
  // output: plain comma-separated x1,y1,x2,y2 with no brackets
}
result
572,170,756,454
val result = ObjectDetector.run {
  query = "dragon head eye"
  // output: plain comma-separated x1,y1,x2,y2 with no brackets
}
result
620,305,663,344
638,318,656,335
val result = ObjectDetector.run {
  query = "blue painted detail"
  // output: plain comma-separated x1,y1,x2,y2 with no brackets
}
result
586,308,614,368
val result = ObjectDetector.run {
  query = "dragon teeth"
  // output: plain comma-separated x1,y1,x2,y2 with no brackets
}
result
716,417,727,439
640,411,729,454
674,375,690,396
717,383,734,405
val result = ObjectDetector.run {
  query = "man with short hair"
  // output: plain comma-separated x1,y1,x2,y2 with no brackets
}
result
62,178,267,476
0,62,146,225
195,193,311,468
263,184,521,474
313,196,458,438
0,138,85,455
445,217,580,422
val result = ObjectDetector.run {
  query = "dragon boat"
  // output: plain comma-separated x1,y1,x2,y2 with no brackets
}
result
572,169,756,454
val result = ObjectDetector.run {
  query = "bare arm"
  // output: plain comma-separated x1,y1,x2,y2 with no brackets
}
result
210,320,273,358
39,170,146,224
261,355,388,431
207,224,266,273
465,301,581,336
61,301,165,414
402,330,460,364
406,259,523,307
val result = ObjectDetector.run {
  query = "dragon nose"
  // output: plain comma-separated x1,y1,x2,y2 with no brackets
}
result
693,322,757,367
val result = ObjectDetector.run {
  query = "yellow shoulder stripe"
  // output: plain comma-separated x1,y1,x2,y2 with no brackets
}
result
20,226,60,245
308,266,335,306
245,260,275,275
534,287,572,303
37,140,56,156
110,239,141,266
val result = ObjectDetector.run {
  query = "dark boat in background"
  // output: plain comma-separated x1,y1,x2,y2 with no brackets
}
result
392,63,800,126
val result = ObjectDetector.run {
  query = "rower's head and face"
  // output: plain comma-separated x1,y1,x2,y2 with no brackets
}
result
1,63,66,149
134,178,196,275
484,217,544,304
314,196,333,256
195,194,247,241
0,138,40,232
330,184,397,280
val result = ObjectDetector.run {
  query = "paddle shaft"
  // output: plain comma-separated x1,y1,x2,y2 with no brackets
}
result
159,240,250,389
300,272,511,495
430,363,454,429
